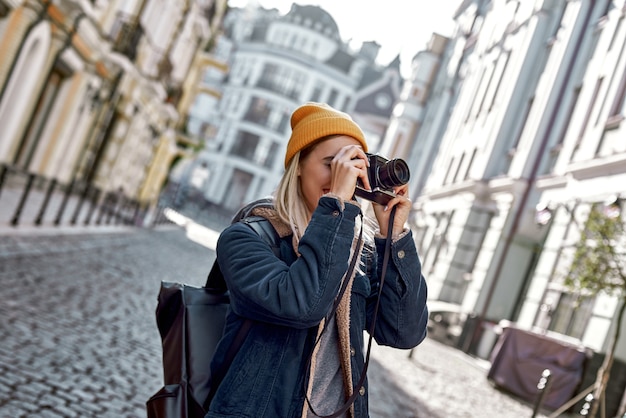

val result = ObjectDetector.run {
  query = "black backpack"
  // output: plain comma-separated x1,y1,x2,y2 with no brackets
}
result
146,199,280,418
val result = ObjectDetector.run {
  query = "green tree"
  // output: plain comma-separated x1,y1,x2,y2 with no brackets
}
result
565,205,626,418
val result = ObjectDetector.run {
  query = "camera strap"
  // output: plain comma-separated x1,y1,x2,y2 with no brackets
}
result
304,206,397,418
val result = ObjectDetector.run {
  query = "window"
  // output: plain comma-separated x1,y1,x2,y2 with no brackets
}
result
452,153,465,183
230,131,259,161
606,64,626,128
256,63,305,100
443,157,455,185
571,77,602,158
186,115,216,140
201,67,224,85
261,142,280,169
244,98,271,125
488,52,510,112
310,83,323,102
464,148,477,180
548,293,593,340
15,69,67,169
311,41,319,55
327,89,338,107
243,98,290,133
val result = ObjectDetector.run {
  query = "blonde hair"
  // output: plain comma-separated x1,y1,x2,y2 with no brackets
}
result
274,151,309,244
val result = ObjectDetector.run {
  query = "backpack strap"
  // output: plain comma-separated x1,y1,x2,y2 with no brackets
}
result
205,213,280,289
241,215,281,257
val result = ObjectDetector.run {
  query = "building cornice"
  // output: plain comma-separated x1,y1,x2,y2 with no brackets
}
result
422,178,488,200
568,153,626,180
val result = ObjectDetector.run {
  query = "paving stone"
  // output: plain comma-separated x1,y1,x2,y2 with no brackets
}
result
0,226,553,417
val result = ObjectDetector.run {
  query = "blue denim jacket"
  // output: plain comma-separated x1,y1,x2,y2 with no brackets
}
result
207,197,428,418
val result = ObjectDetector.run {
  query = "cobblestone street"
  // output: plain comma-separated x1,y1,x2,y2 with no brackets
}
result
0,223,547,417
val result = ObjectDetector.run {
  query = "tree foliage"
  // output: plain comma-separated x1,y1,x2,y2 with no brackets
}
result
564,205,626,418
566,207,626,296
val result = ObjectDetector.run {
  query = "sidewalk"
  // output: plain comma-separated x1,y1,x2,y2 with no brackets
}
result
369,338,550,417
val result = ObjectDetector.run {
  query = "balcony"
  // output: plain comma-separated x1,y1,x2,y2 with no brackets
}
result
111,16,143,61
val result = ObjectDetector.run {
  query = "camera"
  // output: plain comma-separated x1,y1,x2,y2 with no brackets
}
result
355,153,410,205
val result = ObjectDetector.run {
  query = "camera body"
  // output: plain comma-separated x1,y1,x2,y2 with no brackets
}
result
355,153,410,205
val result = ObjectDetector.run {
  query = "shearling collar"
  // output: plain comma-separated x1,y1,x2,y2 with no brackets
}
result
249,206,292,238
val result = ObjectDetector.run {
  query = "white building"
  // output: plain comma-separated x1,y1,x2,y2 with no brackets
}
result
186,3,403,212
380,33,453,198
386,0,626,413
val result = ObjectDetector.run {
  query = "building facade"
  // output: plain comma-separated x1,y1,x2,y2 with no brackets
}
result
383,0,626,413
181,3,403,213
0,0,227,222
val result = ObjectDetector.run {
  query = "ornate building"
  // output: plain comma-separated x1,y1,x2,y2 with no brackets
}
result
0,0,227,223
180,3,403,212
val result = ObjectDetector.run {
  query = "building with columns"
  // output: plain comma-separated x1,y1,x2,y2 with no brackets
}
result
384,0,626,414
0,0,227,220
179,3,403,213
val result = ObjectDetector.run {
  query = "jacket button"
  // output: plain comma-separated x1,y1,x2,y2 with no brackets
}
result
350,346,356,356
359,386,366,396
397,250,405,259
332,210,340,217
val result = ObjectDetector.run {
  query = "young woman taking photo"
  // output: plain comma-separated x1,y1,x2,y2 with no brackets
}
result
207,102,429,418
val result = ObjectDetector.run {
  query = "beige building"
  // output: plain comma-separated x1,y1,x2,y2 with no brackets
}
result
0,0,227,223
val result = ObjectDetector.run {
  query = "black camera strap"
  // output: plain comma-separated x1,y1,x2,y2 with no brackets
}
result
304,206,397,418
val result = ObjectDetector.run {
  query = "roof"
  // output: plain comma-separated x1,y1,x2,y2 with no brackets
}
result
280,4,341,41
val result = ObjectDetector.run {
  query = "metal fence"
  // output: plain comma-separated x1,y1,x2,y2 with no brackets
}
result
0,163,169,229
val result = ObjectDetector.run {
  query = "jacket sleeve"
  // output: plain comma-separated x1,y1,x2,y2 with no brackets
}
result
216,196,361,329
369,231,429,349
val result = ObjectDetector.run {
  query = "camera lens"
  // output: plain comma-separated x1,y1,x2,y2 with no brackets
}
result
377,158,410,188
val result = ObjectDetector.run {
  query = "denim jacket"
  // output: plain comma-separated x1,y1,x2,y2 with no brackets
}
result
207,196,428,418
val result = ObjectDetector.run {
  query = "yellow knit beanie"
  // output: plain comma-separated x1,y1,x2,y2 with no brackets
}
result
284,102,367,168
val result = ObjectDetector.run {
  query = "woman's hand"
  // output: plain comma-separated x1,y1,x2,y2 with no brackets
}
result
372,184,412,239
329,145,370,201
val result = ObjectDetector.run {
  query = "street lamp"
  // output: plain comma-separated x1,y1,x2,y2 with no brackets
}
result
535,196,623,227
534,200,579,227
603,195,623,219
535,203,554,226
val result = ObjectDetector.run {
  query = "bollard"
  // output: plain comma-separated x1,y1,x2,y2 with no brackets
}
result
132,200,142,226
579,393,592,416
84,187,100,225
54,179,75,225
70,182,90,225
10,173,35,226
532,369,552,418
96,191,110,225
0,163,8,199
105,192,117,225
35,178,57,225
115,195,127,225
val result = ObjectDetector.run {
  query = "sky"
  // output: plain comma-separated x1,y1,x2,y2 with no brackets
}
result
226,0,461,77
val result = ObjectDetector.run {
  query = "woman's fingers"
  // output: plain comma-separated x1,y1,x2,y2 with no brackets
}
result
330,145,370,198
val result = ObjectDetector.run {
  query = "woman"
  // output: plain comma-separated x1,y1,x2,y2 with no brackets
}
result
207,102,428,418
